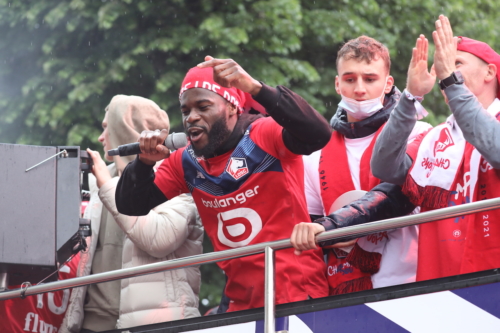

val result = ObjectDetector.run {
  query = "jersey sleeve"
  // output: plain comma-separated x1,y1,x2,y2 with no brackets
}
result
249,117,298,160
154,148,190,199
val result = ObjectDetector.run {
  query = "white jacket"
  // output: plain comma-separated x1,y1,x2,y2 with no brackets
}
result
60,166,203,332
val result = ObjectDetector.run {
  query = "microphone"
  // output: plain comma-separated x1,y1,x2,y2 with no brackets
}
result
107,132,188,157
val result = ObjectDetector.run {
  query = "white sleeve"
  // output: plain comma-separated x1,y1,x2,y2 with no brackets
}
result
302,150,325,216
98,177,198,259
408,120,433,143
357,208,420,288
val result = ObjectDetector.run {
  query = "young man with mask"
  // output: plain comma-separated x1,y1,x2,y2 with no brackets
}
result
115,57,331,311
302,36,432,295
293,16,500,282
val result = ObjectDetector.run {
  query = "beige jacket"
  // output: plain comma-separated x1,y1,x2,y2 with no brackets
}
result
60,171,202,332
100,177,202,328
60,95,202,331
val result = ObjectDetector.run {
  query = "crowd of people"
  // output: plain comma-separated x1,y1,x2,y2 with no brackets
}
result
2,14,500,332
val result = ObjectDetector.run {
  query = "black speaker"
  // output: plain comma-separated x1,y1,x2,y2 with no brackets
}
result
0,144,90,286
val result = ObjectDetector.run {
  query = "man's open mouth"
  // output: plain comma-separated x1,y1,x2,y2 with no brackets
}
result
188,127,205,143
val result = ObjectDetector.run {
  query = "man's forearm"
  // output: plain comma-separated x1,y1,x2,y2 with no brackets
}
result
371,94,416,185
446,84,500,168
115,157,168,216
315,183,416,247
253,84,331,154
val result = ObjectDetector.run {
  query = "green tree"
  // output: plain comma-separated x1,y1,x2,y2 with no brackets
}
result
1,0,499,313
1,0,499,147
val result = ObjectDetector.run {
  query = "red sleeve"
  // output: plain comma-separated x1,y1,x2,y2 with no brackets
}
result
402,128,432,206
249,117,299,160
154,148,190,199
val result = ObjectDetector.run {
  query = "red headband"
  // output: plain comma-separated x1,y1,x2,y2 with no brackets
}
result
458,36,500,98
179,66,266,113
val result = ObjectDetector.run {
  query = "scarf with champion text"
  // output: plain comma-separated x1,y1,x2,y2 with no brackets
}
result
326,243,381,295
319,125,385,294
403,112,500,280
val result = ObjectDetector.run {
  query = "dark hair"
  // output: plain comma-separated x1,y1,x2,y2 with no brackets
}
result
336,36,391,73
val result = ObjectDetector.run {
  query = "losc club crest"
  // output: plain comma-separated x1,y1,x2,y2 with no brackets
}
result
433,128,455,157
226,157,249,180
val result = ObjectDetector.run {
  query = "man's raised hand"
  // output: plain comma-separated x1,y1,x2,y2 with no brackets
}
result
137,129,170,165
197,56,262,96
407,34,436,97
432,15,458,80
290,222,326,256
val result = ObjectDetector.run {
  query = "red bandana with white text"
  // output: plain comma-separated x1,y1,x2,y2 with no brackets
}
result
179,66,265,113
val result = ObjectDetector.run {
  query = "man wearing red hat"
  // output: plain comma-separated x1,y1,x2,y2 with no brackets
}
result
371,15,500,281
115,57,331,311
291,15,500,282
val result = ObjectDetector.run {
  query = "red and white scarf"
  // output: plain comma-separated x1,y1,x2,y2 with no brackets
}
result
403,102,500,280
319,127,384,212
319,127,384,294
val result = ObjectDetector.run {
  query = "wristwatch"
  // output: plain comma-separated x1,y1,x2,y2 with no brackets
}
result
439,71,464,90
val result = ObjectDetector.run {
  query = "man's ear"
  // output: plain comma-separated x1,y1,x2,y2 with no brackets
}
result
485,64,497,84
228,103,237,115
385,76,395,94
335,75,341,95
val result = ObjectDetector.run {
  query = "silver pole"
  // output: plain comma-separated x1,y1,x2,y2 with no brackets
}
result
0,238,290,301
0,273,8,292
316,196,500,243
25,149,67,172
1,197,499,300
264,246,275,333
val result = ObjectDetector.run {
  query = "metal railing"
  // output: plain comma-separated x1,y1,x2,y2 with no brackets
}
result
2,197,500,332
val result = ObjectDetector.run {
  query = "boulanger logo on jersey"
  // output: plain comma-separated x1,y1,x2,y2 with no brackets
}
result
217,207,262,247
226,157,249,180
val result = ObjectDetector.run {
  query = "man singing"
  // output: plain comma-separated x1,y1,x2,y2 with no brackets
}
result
371,15,500,281
115,57,330,311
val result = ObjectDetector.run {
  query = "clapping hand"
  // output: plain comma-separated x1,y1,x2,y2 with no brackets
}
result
406,34,436,97
432,15,459,80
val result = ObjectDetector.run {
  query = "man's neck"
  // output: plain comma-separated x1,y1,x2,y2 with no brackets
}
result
210,113,262,158
346,114,361,123
226,113,239,133
479,94,497,110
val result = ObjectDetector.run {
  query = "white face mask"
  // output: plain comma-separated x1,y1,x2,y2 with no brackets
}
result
338,78,389,121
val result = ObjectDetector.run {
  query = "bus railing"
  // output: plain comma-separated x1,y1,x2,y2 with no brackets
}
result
2,197,500,332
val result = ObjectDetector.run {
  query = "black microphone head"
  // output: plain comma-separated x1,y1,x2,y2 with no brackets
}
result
107,148,120,156
165,132,188,150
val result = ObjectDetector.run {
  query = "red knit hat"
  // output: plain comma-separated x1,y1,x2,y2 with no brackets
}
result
458,36,500,98
179,66,266,113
